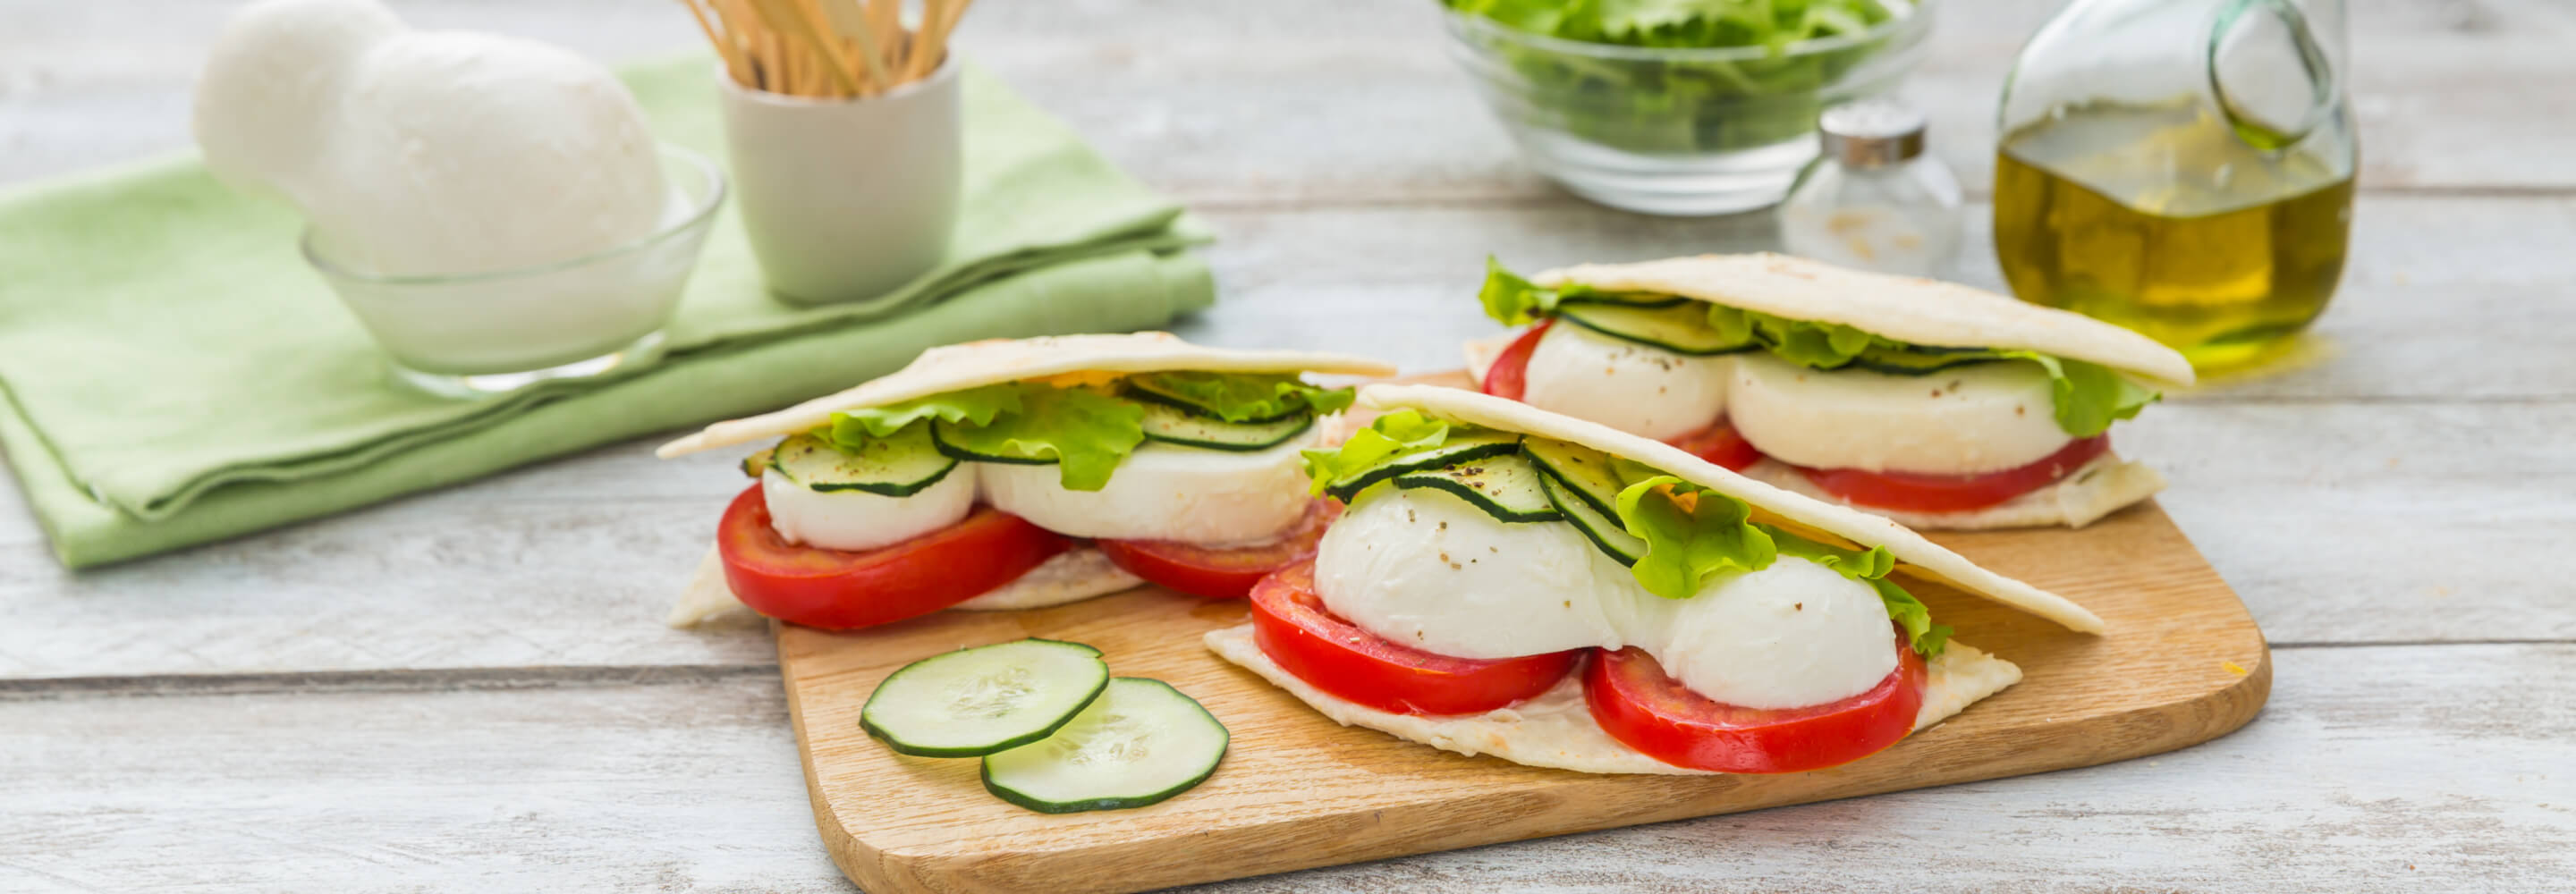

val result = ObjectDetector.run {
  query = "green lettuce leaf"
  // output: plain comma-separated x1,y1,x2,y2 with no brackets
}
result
1125,371,1354,423
1614,476,1777,599
1478,257,1562,326
1869,578,1952,658
2001,352,2161,438
1299,409,1453,496
926,384,1146,491
826,384,1022,446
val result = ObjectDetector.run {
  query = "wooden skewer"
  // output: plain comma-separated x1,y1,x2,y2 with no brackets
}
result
866,0,902,75
907,0,969,81
680,0,751,86
689,0,965,97
750,0,859,95
821,0,892,96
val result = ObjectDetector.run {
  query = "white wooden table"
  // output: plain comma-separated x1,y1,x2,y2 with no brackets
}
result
4,1,2572,890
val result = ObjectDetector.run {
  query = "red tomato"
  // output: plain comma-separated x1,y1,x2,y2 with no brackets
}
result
716,485,1072,630
1479,319,1554,401
1792,435,2111,513
1249,561,1580,716
1665,418,1764,472
1585,635,1927,773
1098,500,1343,600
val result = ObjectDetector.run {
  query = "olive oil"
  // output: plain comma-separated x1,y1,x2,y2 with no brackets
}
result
1992,101,2355,370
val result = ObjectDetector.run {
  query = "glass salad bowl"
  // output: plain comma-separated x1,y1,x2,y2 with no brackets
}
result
302,144,726,398
1441,1,1936,215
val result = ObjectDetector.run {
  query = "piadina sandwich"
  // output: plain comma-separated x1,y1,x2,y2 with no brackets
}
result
1206,384,2104,774
1464,253,2196,530
657,333,1397,629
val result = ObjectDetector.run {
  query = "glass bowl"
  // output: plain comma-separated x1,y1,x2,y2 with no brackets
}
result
1441,3,1935,215
301,144,726,398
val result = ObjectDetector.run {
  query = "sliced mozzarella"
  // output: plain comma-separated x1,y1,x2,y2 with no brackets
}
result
760,465,975,552
1520,323,1733,442
1727,352,2072,476
1315,487,1900,710
1657,558,1897,709
978,427,1318,544
1314,486,1631,659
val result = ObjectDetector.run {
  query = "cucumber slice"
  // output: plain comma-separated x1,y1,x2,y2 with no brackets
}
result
1318,429,1521,502
982,677,1229,814
1540,471,1647,566
740,444,776,479
1393,451,1563,524
1555,291,1691,310
1844,346,2000,376
930,419,1057,466
1521,437,1627,519
860,639,1111,758
1558,302,1758,356
1139,402,1314,451
770,427,961,497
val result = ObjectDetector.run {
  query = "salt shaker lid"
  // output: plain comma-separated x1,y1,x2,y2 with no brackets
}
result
1818,97,1928,169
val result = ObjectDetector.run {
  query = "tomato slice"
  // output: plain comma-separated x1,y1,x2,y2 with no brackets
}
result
1250,560,1580,716
1665,417,1764,472
1098,500,1343,600
1585,634,1927,773
1792,434,2111,513
1479,319,1554,401
716,485,1072,630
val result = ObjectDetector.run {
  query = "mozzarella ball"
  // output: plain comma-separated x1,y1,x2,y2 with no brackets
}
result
1657,558,1900,710
1314,485,1631,659
1727,352,2072,475
1520,323,1733,442
760,464,974,552
978,428,1318,544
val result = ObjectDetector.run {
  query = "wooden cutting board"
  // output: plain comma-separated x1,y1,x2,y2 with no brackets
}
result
773,440,2267,894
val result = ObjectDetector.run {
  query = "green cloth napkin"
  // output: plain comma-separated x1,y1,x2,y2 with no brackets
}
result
0,57,1216,568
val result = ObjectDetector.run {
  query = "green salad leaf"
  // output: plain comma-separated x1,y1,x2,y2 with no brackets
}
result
1869,578,1950,658
1300,409,1455,496
1444,0,1907,154
1479,257,1563,326
827,384,1022,445
2003,352,2161,438
1614,475,1777,600
1127,371,1354,423
915,384,1147,491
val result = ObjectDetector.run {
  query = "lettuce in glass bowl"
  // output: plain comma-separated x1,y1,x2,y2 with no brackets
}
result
1442,0,1933,215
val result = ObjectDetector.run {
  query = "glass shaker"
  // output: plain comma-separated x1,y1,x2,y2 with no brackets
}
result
1992,0,2356,370
1776,98,1964,280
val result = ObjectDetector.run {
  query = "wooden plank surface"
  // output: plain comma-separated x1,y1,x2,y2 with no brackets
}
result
1,0,2570,890
2,644,2563,893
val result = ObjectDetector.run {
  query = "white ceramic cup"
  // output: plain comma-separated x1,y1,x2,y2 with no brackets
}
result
718,59,962,305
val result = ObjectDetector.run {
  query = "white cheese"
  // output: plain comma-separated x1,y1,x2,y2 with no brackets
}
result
1519,324,1733,442
194,0,666,277
1727,352,2072,475
1314,484,1634,659
978,428,1318,544
1314,486,1901,709
759,465,974,552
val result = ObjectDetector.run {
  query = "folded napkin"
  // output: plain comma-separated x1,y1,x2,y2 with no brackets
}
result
0,57,1215,568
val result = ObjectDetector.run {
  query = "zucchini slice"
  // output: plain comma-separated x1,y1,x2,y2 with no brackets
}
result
770,428,960,497
982,678,1229,814
739,444,777,479
1393,451,1563,524
1541,472,1647,566
1318,430,1522,502
1557,301,1758,356
1844,346,2001,376
860,639,1112,758
1522,437,1627,519
930,418,1058,466
1139,402,1314,451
